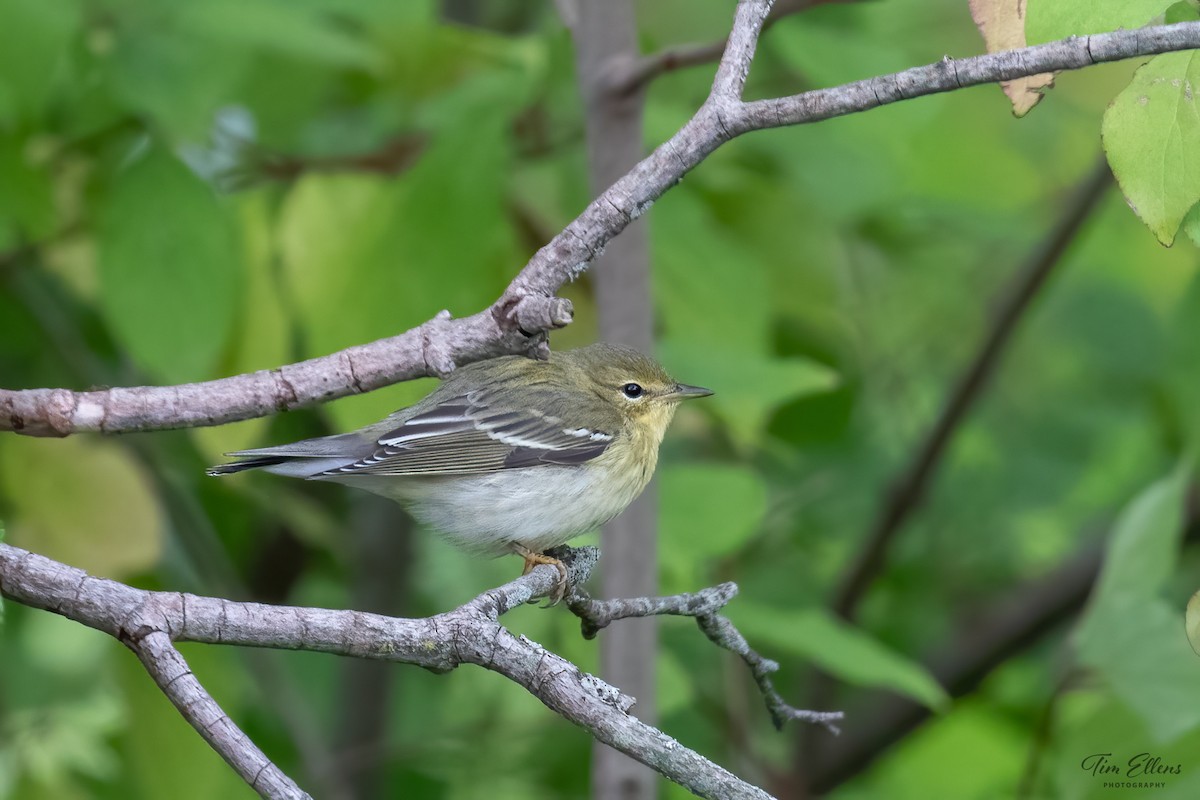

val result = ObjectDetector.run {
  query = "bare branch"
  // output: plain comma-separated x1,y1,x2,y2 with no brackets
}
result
809,538,1116,792
125,629,310,800
697,614,843,734
0,542,778,800
614,39,727,95
567,582,843,734
711,0,774,100
7,11,1193,438
734,23,1200,131
568,581,739,638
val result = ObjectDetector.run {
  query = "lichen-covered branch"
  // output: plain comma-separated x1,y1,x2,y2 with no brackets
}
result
7,3,1198,438
734,22,1200,131
568,582,740,639
568,582,844,734
0,542,778,800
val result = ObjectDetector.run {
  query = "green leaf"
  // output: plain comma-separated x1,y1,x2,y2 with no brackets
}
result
1166,0,1200,24
278,103,515,430
97,147,240,383
1027,0,1174,43
653,191,771,350
1078,595,1200,741
1048,699,1199,798
190,191,291,460
0,133,57,241
854,703,1026,798
660,339,839,447
106,23,250,139
660,464,768,563
1165,274,1200,455
0,0,79,125
5,689,124,790
730,603,950,711
0,436,165,579
175,0,381,71
1101,52,1200,245
1075,465,1200,740
1087,463,1189,603
1184,202,1200,247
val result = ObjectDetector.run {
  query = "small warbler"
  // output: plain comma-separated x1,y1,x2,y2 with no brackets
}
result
208,343,711,590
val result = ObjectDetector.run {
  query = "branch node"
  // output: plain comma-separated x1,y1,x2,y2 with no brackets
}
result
44,388,77,437
510,295,575,336
580,672,637,713
420,311,457,378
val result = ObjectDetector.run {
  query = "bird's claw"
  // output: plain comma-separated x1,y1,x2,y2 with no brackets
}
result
512,544,570,605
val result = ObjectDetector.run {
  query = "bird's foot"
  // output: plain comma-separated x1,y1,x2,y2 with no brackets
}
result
510,543,569,605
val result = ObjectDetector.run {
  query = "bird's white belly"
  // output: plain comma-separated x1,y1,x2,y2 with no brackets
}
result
341,464,647,557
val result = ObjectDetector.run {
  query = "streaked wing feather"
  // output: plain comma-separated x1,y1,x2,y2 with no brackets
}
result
503,441,610,469
323,392,615,477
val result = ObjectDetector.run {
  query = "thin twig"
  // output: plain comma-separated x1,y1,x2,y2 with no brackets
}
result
698,614,844,734
568,582,739,639
568,582,843,734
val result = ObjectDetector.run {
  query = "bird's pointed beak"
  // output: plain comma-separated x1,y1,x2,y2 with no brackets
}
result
670,383,714,400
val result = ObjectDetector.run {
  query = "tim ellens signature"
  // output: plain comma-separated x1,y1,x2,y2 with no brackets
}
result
1081,753,1182,778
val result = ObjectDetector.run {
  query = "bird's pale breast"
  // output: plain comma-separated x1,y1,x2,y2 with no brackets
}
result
341,442,654,557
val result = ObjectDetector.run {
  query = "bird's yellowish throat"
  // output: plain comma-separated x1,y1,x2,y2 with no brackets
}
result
209,343,712,588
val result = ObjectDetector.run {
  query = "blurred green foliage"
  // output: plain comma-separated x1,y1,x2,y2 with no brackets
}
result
2,0,1200,798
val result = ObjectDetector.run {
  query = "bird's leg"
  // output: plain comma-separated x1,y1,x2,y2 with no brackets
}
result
510,543,569,605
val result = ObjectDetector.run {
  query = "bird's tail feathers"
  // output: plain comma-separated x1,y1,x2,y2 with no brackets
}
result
206,456,290,476
206,432,371,477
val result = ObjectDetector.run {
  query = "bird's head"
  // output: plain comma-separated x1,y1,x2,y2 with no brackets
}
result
565,343,712,436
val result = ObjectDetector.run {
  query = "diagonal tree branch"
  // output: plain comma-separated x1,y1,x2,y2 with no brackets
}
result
811,542,1103,793
809,509,1200,794
0,542,786,800
125,628,311,800
790,156,1113,790
831,157,1114,620
5,7,1198,438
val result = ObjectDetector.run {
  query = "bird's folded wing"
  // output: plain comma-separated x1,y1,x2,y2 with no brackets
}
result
321,392,615,477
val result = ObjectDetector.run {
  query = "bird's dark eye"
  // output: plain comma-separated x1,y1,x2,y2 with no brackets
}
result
622,383,644,399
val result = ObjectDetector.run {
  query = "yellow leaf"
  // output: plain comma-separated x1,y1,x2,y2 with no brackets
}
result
0,437,164,578
969,0,1055,116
